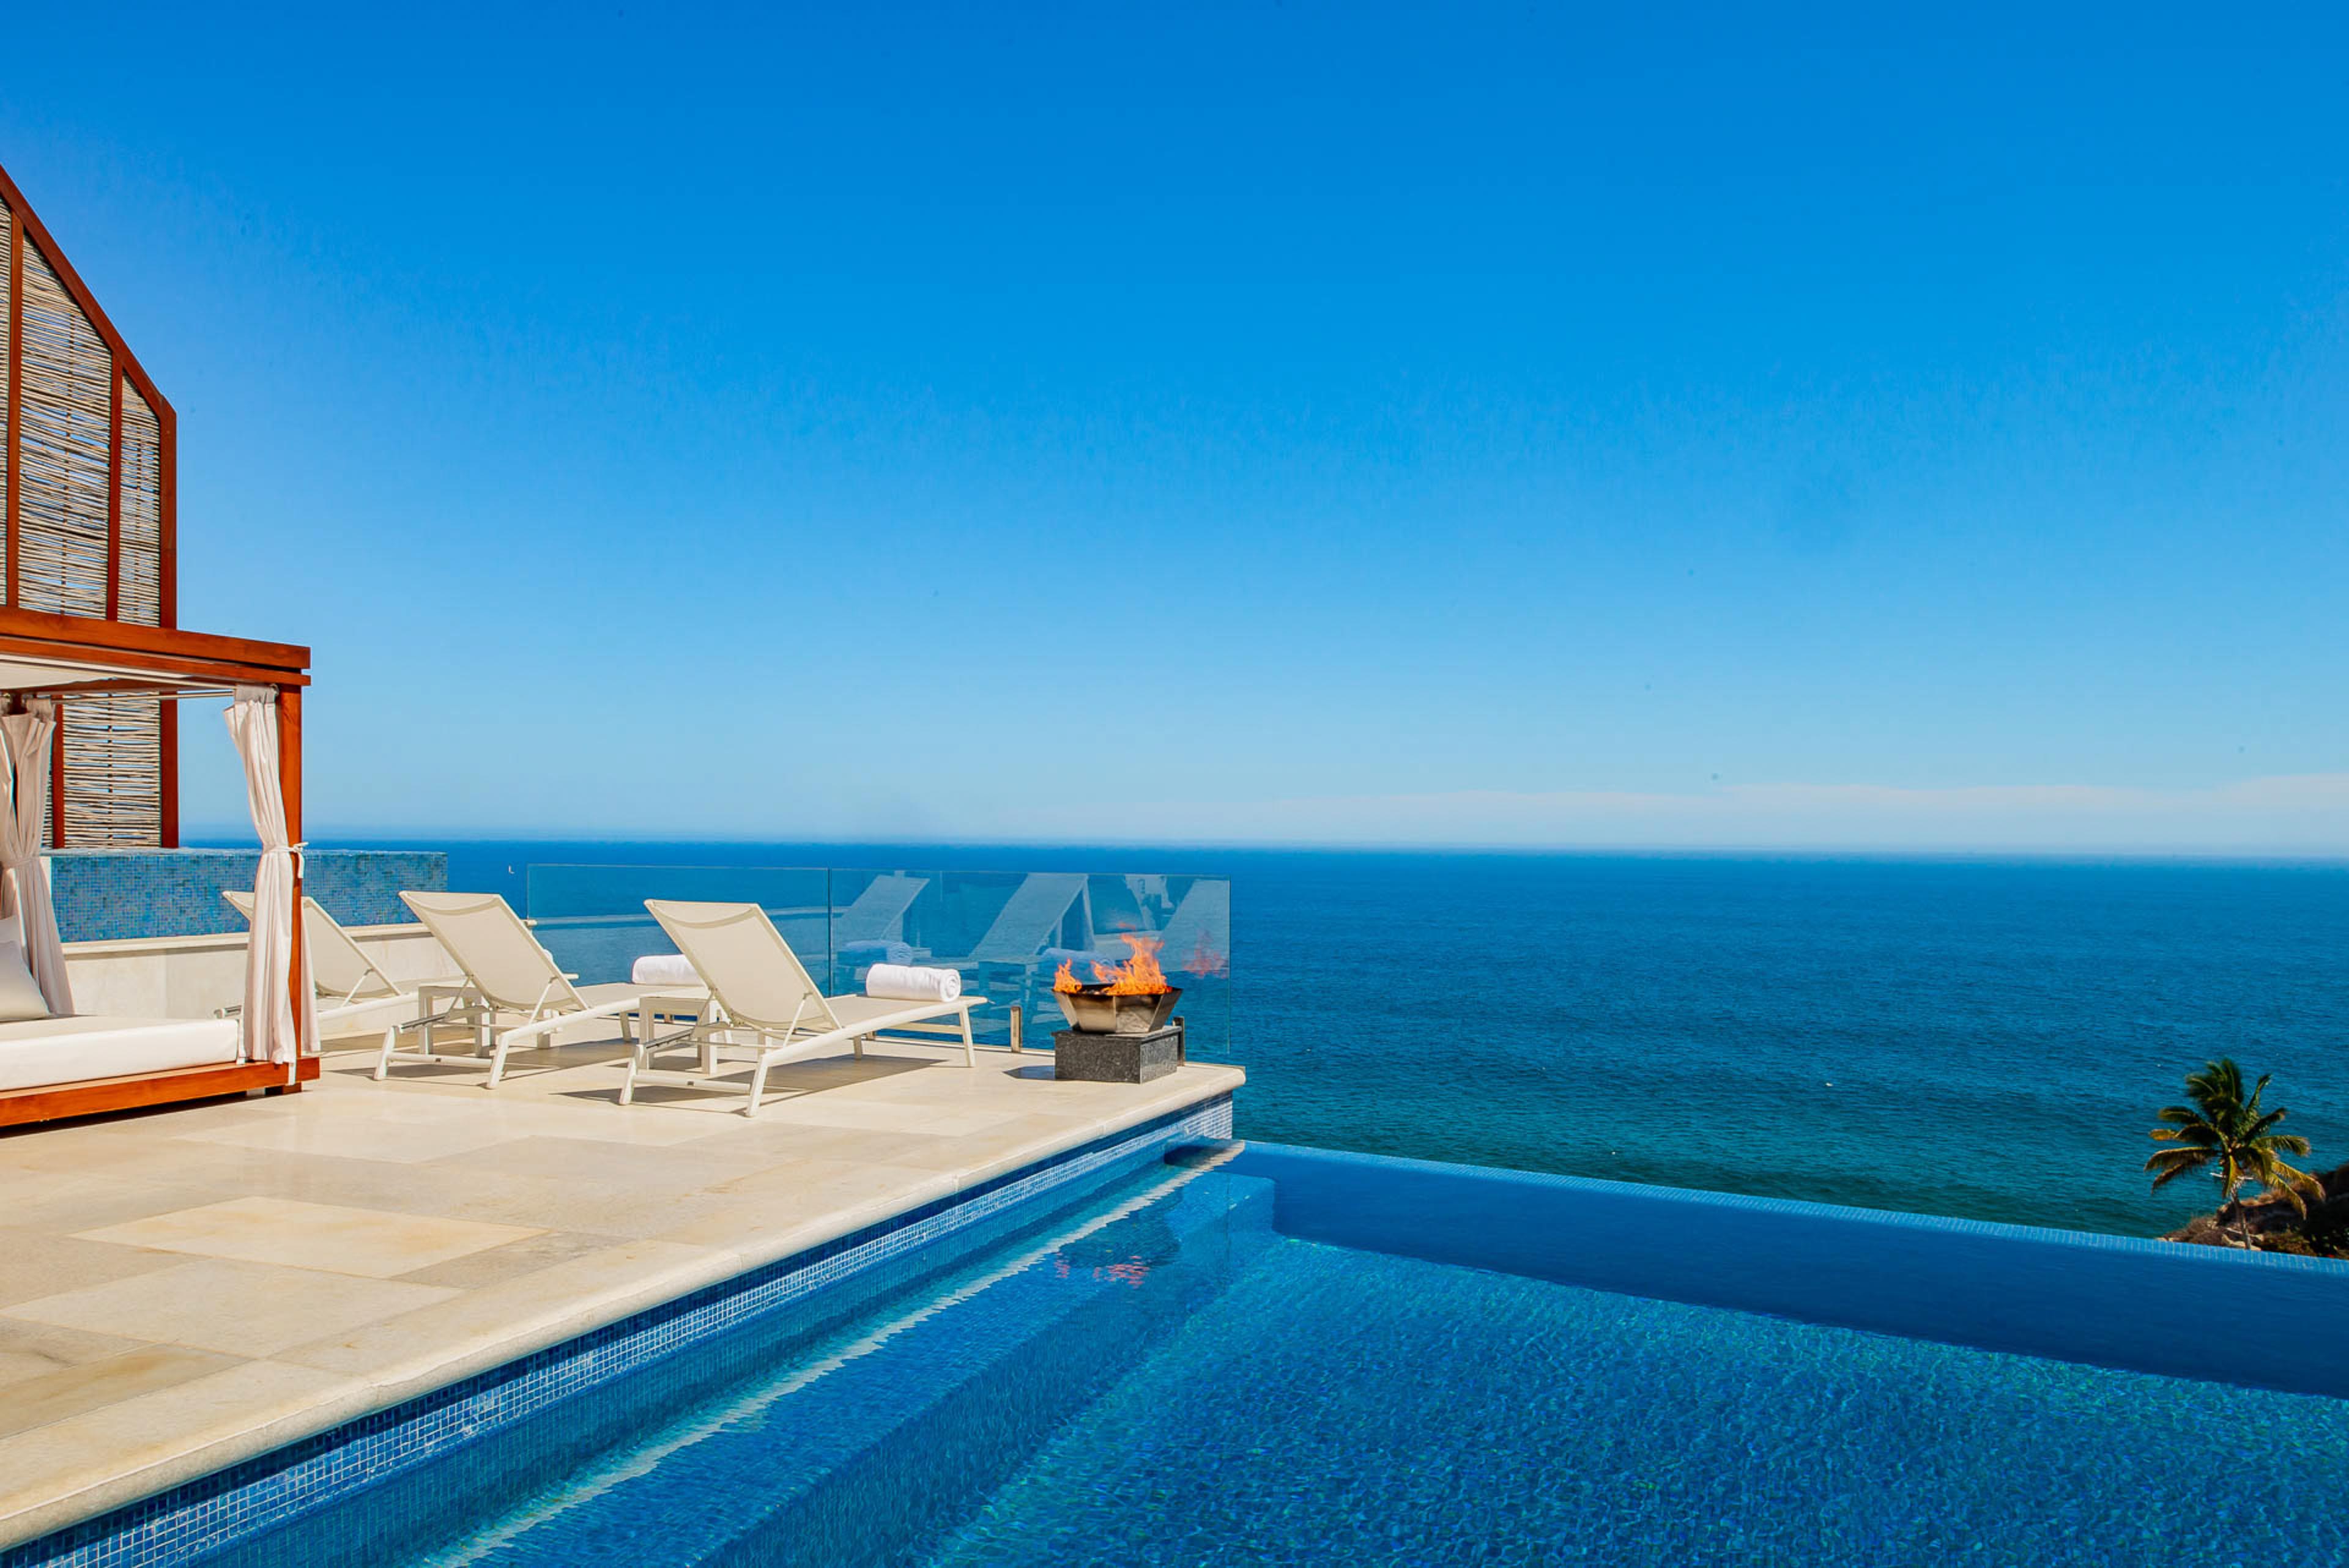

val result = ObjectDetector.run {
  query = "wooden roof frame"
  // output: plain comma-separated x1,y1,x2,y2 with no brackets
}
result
0,158,178,629
4,155,193,851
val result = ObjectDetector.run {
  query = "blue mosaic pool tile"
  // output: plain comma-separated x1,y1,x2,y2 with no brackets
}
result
0,1094,1235,1568
47,849,448,942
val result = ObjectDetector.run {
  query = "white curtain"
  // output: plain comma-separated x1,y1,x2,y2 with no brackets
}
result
226,689,311,1066
0,701,72,1015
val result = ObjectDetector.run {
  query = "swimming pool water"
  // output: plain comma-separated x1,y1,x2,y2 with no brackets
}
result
933,1238,2348,1566
204,1149,2349,1568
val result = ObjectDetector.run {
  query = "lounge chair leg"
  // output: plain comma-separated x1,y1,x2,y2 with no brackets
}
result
486,1035,508,1090
620,1043,642,1106
374,1024,395,1081
959,1008,975,1068
852,1034,864,1058
745,1058,771,1117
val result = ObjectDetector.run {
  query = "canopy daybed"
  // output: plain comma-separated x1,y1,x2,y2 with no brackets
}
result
0,606,314,1127
0,157,321,1128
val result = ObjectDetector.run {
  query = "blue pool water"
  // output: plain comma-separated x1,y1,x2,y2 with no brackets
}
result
196,1144,2349,1568
382,841,2349,1238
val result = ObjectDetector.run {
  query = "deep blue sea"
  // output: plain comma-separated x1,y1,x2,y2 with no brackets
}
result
378,841,2349,1241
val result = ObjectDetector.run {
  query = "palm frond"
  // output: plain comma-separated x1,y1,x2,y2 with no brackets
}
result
2145,1058,2321,1225
2146,1148,2214,1188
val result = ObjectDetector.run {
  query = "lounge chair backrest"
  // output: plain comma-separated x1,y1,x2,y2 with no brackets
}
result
647,900,839,1036
400,892,582,1015
225,891,400,1003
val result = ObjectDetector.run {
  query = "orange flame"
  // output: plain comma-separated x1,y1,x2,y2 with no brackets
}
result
1091,934,1171,995
1055,934,1175,995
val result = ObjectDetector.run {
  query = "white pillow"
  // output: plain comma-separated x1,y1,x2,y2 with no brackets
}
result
0,941,48,1023
0,912,20,950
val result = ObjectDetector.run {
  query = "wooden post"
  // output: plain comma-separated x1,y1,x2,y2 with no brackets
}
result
158,701,177,848
276,686,304,1084
47,701,63,848
105,362,121,620
157,417,179,842
5,206,20,610
158,399,175,628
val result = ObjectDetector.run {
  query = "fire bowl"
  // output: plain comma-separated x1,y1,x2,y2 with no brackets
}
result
1054,985,1182,1035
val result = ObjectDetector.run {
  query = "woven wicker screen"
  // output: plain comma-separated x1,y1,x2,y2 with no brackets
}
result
69,379,166,843
117,380,162,626
1,193,174,845
16,241,113,618
61,694,162,844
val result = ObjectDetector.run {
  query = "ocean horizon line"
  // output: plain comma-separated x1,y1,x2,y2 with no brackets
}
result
171,830,2349,869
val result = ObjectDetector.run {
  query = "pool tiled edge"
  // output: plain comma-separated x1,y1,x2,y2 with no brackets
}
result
1224,1142,2349,1399
1,1094,1235,1568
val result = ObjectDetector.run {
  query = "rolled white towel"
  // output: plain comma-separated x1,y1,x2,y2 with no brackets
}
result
631,953,700,988
866,963,961,1004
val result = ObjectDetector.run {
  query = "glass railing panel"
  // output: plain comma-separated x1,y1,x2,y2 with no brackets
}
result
518,862,1231,1061
824,868,1231,1059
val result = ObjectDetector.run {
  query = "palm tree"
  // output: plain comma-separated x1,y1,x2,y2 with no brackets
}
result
2147,1058,2321,1248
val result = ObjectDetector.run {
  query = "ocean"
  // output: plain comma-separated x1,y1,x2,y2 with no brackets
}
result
382,841,2349,1240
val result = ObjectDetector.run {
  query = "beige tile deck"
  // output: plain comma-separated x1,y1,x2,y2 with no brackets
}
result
80,1197,541,1278
4,1258,462,1357
0,1036,1242,1550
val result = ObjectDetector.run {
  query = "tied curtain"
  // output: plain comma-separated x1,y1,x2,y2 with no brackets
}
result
0,701,72,1014
225,689,312,1067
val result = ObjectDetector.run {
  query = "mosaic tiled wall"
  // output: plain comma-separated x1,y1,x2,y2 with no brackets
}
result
46,849,448,943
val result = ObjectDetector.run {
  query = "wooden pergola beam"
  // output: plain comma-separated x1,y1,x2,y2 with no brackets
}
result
0,608,309,688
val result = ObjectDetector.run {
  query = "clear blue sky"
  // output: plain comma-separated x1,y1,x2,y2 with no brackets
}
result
6,4,2346,849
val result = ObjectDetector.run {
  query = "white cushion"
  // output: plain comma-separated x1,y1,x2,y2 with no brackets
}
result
0,942,48,1023
0,912,20,949
0,1016,240,1093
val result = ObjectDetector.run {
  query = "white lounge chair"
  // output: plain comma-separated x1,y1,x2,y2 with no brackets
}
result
383,891,705,1088
624,899,986,1116
222,891,467,1034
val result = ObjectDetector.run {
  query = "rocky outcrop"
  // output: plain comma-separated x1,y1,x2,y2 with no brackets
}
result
2162,1164,2349,1257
